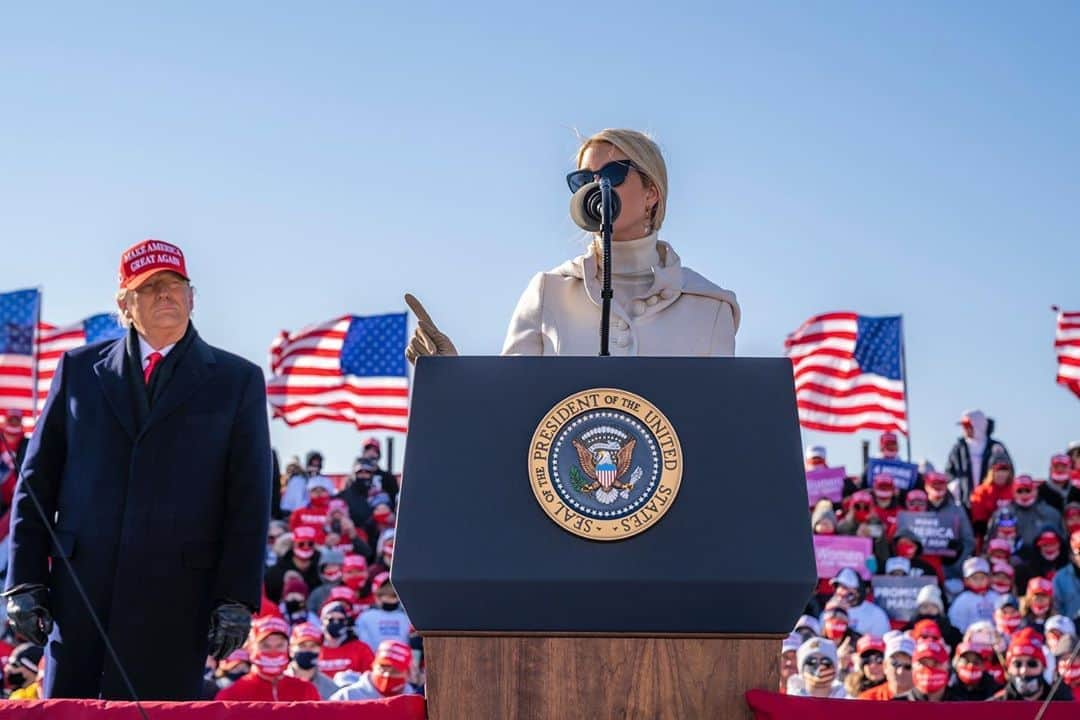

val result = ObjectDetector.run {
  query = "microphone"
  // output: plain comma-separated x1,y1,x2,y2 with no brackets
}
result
569,180,621,233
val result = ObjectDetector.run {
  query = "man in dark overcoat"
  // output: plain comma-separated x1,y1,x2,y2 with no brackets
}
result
2,239,271,700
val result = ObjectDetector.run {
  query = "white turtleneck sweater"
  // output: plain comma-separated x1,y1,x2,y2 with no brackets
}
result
591,232,659,312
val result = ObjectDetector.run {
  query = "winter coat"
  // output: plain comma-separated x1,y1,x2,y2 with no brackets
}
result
926,493,976,579
1012,501,1062,547
502,238,739,357
5,326,271,700
945,415,1010,507
214,673,321,702
264,550,324,604
1052,563,1080,620
947,673,1002,701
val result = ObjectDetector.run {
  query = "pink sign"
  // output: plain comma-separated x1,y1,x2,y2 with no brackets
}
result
813,535,872,580
806,467,846,506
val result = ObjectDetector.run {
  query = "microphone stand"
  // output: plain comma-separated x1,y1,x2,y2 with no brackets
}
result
599,177,614,357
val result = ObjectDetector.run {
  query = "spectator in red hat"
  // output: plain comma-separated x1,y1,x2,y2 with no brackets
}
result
1009,475,1062,547
0,410,29,492
946,409,1010,508
1065,502,1080,537
804,445,828,472
922,470,975,582
844,635,887,697
969,452,1015,538
948,642,1001,700
903,585,962,650
1041,454,1075,513
994,594,1023,640
859,634,914,700
341,554,375,609
1016,527,1068,590
992,631,1073,701
869,474,901,538
1053,529,1080,619
336,459,379,533
265,526,323,603
890,531,940,582
279,573,318,630
904,489,928,512
370,534,395,579
284,622,337,699
323,500,370,558
331,639,416,701
1019,577,1055,635
356,574,411,654
894,638,959,701
836,492,888,563
215,617,320,701
987,536,1015,566
288,476,336,542
213,649,251,691
317,601,374,676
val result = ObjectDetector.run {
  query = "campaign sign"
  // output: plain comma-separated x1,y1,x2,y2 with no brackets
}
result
867,458,919,491
813,535,872,580
806,467,846,506
896,511,958,557
871,575,938,622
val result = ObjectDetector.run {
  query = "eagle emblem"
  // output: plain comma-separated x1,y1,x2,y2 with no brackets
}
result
572,431,639,505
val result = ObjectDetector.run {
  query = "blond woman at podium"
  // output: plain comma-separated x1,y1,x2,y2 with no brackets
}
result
405,128,740,361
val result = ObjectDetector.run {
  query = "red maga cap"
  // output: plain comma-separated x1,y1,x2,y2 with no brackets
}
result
118,239,188,290
251,616,290,644
374,640,412,672
290,622,323,646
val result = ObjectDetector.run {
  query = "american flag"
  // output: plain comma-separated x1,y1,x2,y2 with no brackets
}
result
785,312,908,434
1055,308,1080,400
0,289,42,427
32,314,125,429
268,313,409,432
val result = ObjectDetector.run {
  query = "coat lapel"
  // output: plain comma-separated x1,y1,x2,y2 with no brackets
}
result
142,335,215,434
93,339,138,440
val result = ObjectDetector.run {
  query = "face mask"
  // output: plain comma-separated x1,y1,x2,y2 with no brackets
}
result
310,495,330,509
1014,491,1037,508
322,568,343,583
293,650,319,671
913,665,949,694
991,580,1012,594
381,601,401,612
371,672,407,696
897,544,918,559
1041,547,1060,561
996,613,1022,635
344,574,366,590
325,619,349,640
252,649,289,678
1011,674,1043,698
955,665,982,685
294,544,315,561
285,599,305,615
1030,598,1050,616
823,618,848,641
965,578,988,595
5,671,27,689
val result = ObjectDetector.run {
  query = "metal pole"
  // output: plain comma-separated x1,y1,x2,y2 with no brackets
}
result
899,315,912,462
387,436,395,475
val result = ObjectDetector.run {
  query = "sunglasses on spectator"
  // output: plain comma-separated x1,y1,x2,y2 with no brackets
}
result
862,653,884,665
852,503,870,512
566,160,640,193
296,541,315,550
1014,487,1033,495
1011,659,1041,671
890,659,912,671
803,657,834,670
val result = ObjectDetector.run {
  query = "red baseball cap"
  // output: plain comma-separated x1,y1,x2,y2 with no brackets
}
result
343,554,368,570
290,622,322,646
374,640,412,672
1006,636,1046,667
372,571,392,592
118,239,188,290
990,560,1015,577
912,619,943,640
251,616,290,644
328,586,358,604
1013,474,1035,488
856,636,885,655
924,471,949,488
913,638,948,665
293,526,317,542
988,538,1012,556
1036,531,1060,548
1027,577,1053,596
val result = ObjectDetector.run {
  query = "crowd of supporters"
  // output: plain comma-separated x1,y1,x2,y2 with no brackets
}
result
786,410,1080,703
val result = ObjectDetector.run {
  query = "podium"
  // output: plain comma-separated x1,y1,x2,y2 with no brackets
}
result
393,357,815,719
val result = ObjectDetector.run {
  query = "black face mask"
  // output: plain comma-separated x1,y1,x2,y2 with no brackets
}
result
326,619,349,640
6,671,28,689
226,670,248,682
285,600,305,615
381,601,400,612
293,650,319,671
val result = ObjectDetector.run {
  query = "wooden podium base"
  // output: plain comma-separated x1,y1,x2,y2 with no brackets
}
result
424,635,778,720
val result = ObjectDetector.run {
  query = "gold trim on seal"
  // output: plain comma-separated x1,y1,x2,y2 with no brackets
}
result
528,388,683,541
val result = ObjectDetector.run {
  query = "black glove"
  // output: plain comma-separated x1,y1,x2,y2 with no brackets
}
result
5,584,53,646
207,601,252,661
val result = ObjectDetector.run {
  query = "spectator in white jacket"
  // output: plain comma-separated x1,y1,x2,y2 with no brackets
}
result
948,557,1000,633
823,568,891,638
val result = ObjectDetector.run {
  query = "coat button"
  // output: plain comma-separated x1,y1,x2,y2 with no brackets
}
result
631,300,647,316
660,289,677,300
646,295,659,306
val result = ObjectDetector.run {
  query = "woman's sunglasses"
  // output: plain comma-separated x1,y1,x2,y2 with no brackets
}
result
566,160,639,193
1010,659,1042,671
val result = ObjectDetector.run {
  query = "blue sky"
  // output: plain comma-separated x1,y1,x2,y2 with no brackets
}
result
2,3,1077,476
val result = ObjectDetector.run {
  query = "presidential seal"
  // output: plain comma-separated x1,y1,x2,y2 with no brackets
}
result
529,388,683,541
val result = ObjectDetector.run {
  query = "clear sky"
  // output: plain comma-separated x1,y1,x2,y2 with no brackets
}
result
2,2,1077,477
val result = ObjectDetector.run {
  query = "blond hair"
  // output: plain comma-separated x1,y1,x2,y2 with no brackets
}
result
575,129,668,232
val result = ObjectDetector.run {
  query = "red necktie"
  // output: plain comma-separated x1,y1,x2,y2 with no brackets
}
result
144,351,163,384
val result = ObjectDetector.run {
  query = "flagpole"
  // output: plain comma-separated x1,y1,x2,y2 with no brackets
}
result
31,286,42,428
899,315,911,462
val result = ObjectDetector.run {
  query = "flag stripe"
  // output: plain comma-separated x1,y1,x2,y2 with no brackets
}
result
1057,310,1080,401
